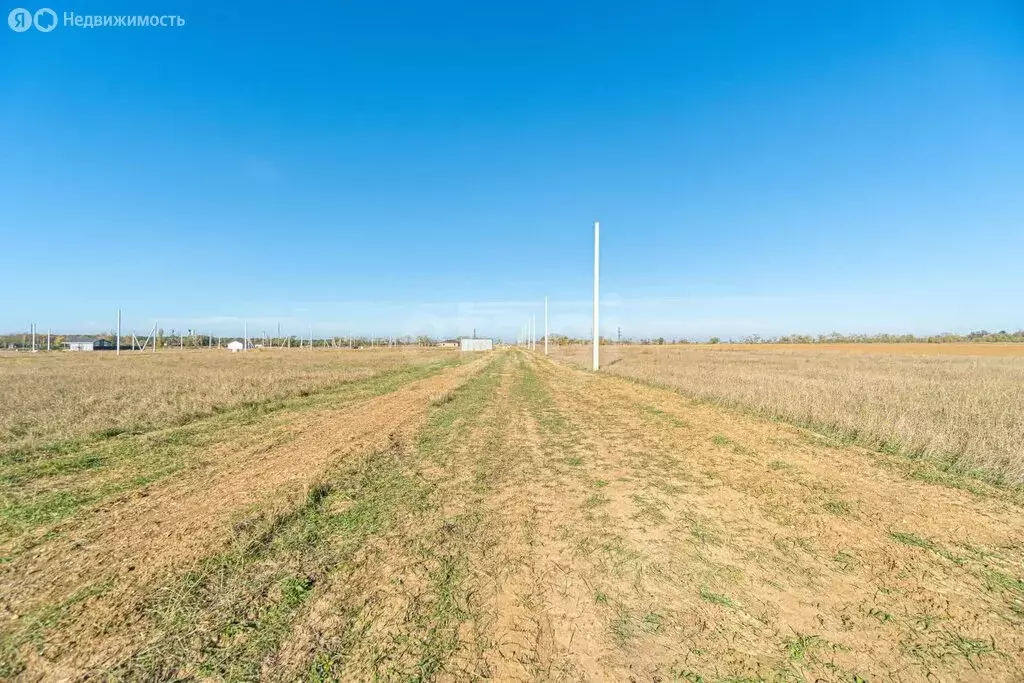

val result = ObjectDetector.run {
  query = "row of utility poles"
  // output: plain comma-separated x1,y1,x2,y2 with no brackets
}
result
520,220,599,370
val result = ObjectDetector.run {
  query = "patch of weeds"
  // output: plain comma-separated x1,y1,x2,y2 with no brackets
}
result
609,605,634,645
631,494,667,524
594,590,608,604
938,630,999,667
711,434,732,447
642,405,690,428
642,611,664,632
593,479,609,488
583,493,610,509
869,608,893,623
784,632,832,662
668,668,707,683
890,530,935,551
832,550,857,572
823,498,852,516
768,460,792,470
280,576,315,607
565,456,584,466
688,519,720,546
889,530,965,565
699,587,735,608
980,569,1024,619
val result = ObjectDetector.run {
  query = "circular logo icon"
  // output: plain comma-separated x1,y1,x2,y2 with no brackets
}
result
33,7,57,32
7,7,32,32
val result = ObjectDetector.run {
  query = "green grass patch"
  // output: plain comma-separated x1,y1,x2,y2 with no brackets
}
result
823,498,852,516
699,587,735,608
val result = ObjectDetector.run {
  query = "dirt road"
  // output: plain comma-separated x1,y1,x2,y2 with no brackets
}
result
3,350,1021,681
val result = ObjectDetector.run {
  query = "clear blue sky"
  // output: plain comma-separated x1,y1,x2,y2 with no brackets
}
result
2,1,1022,340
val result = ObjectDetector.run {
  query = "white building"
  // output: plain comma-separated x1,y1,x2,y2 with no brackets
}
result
227,340,244,352
460,338,493,352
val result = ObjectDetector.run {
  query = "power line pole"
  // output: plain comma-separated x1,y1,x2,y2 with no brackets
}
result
593,220,600,371
244,320,248,352
544,296,548,355
31,323,35,352
116,309,121,356
47,327,51,352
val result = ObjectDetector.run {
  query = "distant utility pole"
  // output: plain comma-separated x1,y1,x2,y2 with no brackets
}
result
618,326,621,344
532,314,536,351
47,328,51,352
31,323,35,352
116,309,121,356
309,325,313,349
544,296,548,355
154,320,158,353
593,220,600,371
244,320,248,351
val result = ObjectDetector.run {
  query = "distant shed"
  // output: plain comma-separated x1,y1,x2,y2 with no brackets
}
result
227,341,244,353
64,336,114,351
460,338,493,352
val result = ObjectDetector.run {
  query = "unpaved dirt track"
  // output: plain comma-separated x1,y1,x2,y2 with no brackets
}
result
3,349,1022,681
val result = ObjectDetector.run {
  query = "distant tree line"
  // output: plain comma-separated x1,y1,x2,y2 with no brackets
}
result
537,330,1024,345
3,329,1023,350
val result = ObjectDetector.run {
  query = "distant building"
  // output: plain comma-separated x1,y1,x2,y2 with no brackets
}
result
64,336,115,352
227,340,244,353
437,339,460,348
460,338,493,352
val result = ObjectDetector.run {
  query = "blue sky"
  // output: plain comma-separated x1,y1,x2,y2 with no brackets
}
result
2,1,1022,340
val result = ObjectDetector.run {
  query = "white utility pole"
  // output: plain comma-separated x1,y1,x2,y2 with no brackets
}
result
532,314,536,350
116,309,121,356
31,323,35,352
309,325,313,349
544,297,548,355
154,321,159,353
244,320,248,351
593,220,600,371
47,328,51,352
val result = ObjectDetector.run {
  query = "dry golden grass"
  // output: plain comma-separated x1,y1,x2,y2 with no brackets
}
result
0,348,450,452
707,342,1024,357
550,344,1024,486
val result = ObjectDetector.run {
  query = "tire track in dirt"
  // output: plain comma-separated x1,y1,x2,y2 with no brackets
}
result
268,351,606,680
1,356,489,679
532,354,1024,681
263,353,513,679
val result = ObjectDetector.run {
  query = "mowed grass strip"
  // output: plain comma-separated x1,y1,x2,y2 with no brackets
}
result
0,348,457,453
75,356,505,680
0,356,465,545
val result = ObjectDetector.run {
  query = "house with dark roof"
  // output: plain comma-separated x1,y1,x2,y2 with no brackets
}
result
63,335,115,351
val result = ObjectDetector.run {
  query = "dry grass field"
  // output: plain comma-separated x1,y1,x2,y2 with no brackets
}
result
1,348,1022,681
708,343,1024,357
551,344,1024,487
0,348,453,453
